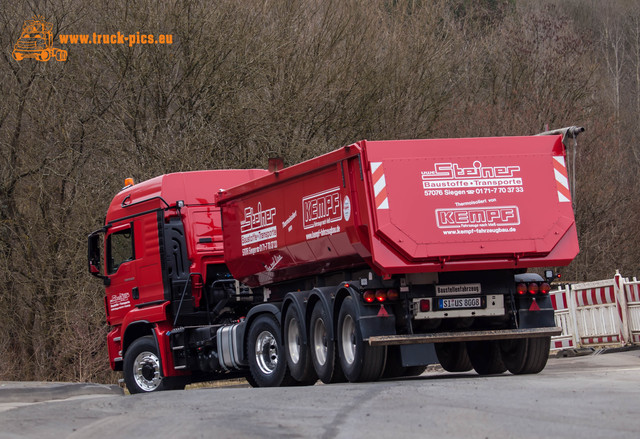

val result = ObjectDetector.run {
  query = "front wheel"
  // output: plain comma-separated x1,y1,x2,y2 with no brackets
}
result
123,336,182,394
247,314,294,387
337,296,386,382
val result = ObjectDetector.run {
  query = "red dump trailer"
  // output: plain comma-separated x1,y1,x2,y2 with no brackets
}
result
89,128,581,393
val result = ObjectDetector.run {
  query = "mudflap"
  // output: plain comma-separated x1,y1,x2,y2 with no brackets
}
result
400,344,438,367
359,303,397,339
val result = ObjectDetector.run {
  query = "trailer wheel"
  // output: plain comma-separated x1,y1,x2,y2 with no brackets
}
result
309,302,345,384
124,336,177,394
501,337,550,375
435,342,473,372
247,314,294,387
337,296,386,382
284,306,317,385
467,340,507,375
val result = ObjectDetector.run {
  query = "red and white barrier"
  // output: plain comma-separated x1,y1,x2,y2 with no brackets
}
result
550,271,639,350
624,280,640,344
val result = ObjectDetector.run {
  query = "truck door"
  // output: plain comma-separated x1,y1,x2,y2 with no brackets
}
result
104,222,136,324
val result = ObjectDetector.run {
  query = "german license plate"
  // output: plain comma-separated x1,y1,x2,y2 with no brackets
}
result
437,297,483,310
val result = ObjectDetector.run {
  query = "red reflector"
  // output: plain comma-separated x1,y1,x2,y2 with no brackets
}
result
378,305,389,317
419,299,430,312
363,291,375,303
375,289,387,302
529,299,541,311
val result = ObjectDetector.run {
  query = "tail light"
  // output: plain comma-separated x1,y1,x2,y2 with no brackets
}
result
386,289,399,301
419,299,431,312
516,281,551,296
362,289,401,303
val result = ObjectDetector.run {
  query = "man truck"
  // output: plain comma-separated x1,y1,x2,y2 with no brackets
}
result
88,128,582,393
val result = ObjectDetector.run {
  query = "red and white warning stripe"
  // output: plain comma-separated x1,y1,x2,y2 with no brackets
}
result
625,283,640,303
581,335,620,345
575,286,616,307
371,162,389,210
552,338,575,350
550,290,569,310
553,156,571,203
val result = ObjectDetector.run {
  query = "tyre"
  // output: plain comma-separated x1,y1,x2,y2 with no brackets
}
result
247,314,295,387
309,301,345,384
337,296,386,382
467,340,507,375
37,50,51,62
124,336,177,394
499,338,528,374
284,306,317,385
513,336,550,374
435,342,473,372
55,50,67,62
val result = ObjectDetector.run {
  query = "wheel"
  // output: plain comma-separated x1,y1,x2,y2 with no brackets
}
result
12,51,23,61
284,306,317,385
309,301,345,384
466,341,507,375
247,314,295,387
435,342,473,372
500,338,528,374
55,50,67,61
337,296,386,382
123,336,177,394
37,50,51,62
501,336,550,375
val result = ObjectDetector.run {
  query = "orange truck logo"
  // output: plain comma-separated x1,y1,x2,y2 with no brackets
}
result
12,16,67,62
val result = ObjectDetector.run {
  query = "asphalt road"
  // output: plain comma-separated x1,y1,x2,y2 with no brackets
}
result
1,349,639,438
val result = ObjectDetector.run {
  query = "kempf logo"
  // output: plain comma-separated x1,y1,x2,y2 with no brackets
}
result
303,187,342,230
436,206,520,229
12,16,67,62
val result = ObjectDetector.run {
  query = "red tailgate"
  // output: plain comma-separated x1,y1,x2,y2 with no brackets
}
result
363,135,578,266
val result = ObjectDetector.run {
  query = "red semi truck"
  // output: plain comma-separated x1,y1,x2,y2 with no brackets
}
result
88,127,582,393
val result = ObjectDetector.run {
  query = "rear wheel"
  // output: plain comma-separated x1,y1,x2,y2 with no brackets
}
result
501,336,550,375
467,340,507,375
124,336,182,393
337,296,386,382
309,302,344,384
284,306,317,385
247,315,295,387
435,342,473,372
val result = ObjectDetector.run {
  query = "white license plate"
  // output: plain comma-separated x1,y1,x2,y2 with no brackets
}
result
438,297,482,310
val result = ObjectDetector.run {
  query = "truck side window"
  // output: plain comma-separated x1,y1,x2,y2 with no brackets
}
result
107,227,134,274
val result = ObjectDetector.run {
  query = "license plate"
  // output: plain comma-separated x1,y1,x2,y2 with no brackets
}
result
438,297,483,310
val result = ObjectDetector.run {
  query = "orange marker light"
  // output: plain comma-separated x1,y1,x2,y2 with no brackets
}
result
124,177,135,187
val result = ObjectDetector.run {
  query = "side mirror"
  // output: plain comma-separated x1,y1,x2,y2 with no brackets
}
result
88,229,108,285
